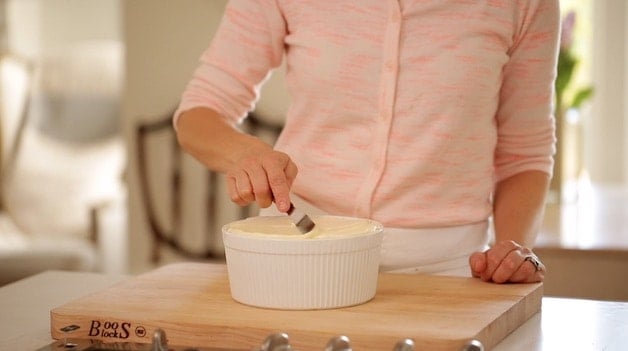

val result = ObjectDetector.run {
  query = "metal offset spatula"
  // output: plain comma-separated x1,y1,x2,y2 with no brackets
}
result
287,202,316,234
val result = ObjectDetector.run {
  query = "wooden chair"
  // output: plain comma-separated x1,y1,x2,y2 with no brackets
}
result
135,111,283,263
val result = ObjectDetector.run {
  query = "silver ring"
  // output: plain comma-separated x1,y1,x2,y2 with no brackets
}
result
524,255,542,272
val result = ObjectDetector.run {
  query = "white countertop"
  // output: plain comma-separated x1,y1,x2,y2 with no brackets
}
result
539,184,628,251
1,270,627,351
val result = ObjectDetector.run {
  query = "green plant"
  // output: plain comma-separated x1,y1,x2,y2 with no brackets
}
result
555,11,594,117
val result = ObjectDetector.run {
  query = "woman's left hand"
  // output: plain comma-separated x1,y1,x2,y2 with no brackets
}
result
469,240,545,283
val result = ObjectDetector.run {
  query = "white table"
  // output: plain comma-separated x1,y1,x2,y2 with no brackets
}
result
1,270,627,351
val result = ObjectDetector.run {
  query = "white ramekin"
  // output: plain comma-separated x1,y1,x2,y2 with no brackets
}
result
222,215,384,310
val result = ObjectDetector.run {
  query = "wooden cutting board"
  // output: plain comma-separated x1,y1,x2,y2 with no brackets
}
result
50,262,542,350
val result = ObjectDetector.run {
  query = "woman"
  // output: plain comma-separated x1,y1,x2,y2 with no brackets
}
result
174,0,559,283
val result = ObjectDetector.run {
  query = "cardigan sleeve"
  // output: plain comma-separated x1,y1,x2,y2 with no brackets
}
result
173,0,286,128
493,0,560,182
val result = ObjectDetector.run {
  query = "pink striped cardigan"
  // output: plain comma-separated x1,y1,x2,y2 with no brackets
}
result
175,0,560,228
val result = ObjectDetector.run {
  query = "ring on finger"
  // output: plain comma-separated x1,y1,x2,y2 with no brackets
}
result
524,255,543,272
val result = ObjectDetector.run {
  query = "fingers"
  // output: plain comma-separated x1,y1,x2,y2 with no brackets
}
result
468,251,487,278
479,240,519,282
226,169,253,206
271,158,299,212
226,149,297,212
511,254,546,283
473,240,545,284
490,248,530,283
248,158,274,209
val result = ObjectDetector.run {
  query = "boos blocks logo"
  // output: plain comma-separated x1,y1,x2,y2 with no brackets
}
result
86,320,147,339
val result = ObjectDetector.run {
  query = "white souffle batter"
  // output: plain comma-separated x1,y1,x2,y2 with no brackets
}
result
225,215,382,239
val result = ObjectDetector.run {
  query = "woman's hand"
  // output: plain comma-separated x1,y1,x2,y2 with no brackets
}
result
176,108,298,213
469,240,545,283
225,143,298,213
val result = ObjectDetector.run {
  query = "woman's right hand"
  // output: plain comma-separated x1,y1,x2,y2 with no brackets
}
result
176,107,297,213
226,143,298,213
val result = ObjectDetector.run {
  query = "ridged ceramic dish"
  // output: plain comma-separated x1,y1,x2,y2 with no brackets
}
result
222,215,384,310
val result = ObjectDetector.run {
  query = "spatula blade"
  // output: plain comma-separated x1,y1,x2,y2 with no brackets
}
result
287,202,316,234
